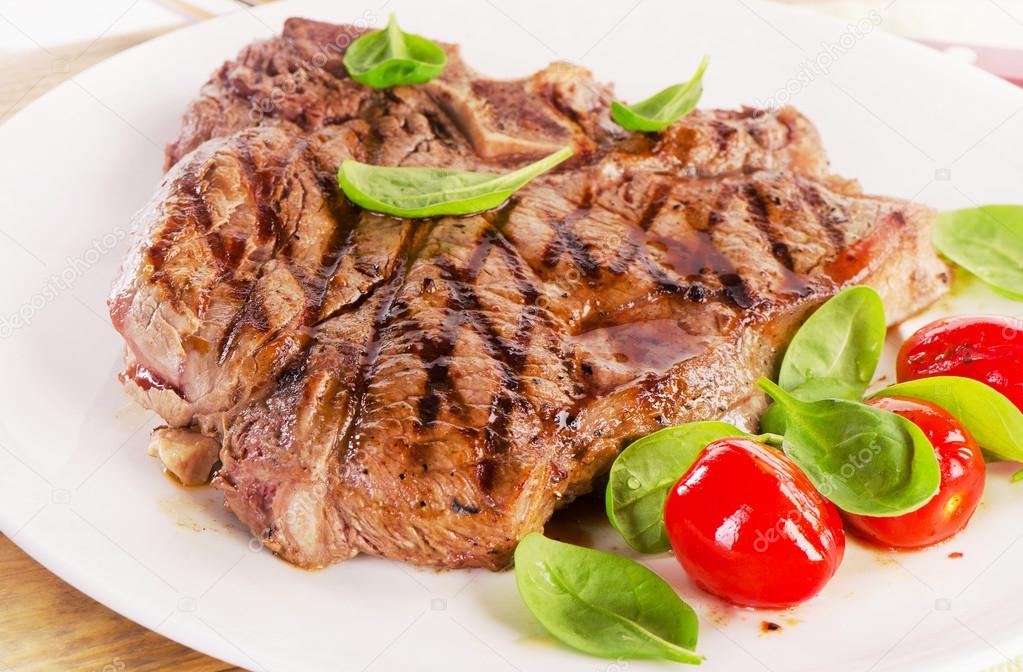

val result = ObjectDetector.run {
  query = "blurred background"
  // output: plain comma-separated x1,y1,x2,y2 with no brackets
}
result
1,0,1021,125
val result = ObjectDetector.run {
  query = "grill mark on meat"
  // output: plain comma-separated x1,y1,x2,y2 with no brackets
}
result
798,180,846,250
149,169,223,309
640,245,697,298
705,183,755,309
597,188,754,315
637,182,670,231
315,276,389,328
649,232,735,288
147,216,185,276
415,263,462,426
190,164,251,277
719,272,754,309
255,351,312,461
541,185,599,275
236,140,289,249
488,201,540,309
340,220,431,462
605,189,684,285
747,123,768,148
219,158,353,364
218,279,270,364
306,173,369,323
415,212,542,485
316,173,357,258
481,384,521,459
412,224,510,428
475,455,496,493
416,225,530,434
741,182,794,270
183,169,214,228
477,237,541,464
605,228,642,276
541,206,599,276
216,234,247,270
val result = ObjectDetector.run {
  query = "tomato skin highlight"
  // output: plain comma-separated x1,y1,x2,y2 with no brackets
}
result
845,397,985,549
897,315,1023,412
664,438,845,609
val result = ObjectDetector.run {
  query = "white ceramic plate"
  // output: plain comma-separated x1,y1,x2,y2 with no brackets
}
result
2,1,1023,670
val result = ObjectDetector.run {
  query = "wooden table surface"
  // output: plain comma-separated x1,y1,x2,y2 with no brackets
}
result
0,534,241,671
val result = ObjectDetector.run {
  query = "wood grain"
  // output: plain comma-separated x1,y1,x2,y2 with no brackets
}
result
0,534,242,672
0,29,174,126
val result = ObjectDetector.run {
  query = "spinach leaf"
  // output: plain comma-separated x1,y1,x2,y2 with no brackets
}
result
606,421,750,553
343,13,446,89
779,286,885,393
338,147,572,218
514,533,703,665
759,378,940,516
933,205,1023,300
761,377,864,435
611,56,709,132
760,286,885,434
872,376,1023,464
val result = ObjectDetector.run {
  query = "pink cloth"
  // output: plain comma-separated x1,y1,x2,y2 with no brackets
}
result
917,39,1023,87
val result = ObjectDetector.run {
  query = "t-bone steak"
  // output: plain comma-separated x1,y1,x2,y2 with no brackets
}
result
109,18,950,569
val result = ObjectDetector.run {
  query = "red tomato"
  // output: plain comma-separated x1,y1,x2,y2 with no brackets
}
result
897,315,1023,412
844,396,985,549
664,438,845,609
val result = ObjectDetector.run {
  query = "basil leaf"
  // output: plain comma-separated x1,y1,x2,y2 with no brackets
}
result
871,376,1023,464
779,286,885,393
611,56,709,132
338,146,572,218
514,534,703,665
606,421,750,553
342,13,446,89
759,378,940,516
933,205,1023,300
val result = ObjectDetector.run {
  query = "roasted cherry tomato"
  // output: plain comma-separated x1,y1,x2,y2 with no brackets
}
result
845,396,985,549
664,438,845,609
897,315,1023,412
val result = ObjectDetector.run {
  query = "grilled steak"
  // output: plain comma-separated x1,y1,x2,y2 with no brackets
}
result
109,18,950,569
